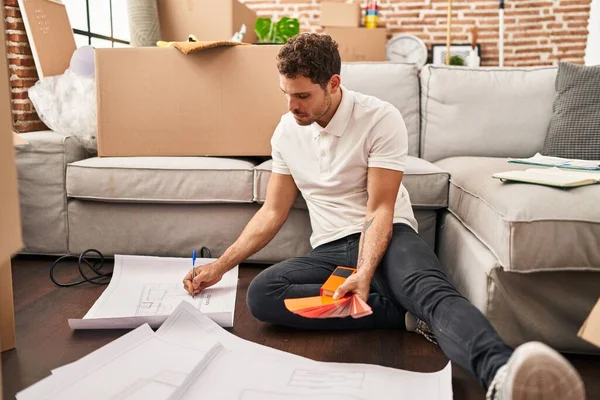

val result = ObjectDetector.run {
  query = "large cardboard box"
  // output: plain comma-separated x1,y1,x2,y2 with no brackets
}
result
158,0,258,44
579,298,600,348
320,1,362,28
324,27,388,62
1,7,22,372
95,45,288,157
0,8,22,262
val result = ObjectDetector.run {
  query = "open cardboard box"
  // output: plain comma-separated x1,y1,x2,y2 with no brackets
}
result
95,44,288,157
158,0,258,43
324,27,388,62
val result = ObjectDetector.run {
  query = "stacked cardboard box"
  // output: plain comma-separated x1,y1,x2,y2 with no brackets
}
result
321,1,387,62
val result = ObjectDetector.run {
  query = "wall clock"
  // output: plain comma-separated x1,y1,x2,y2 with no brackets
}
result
386,34,428,68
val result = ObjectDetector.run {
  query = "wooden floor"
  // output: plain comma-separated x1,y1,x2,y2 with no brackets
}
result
2,256,599,399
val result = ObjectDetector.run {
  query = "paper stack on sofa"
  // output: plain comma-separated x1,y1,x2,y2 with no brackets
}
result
493,153,600,188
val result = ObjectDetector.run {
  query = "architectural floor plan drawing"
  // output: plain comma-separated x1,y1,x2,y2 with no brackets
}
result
68,254,238,329
288,369,365,389
239,390,363,400
22,303,452,400
136,283,225,317
169,342,453,400
16,324,213,400
136,283,196,316
112,370,188,400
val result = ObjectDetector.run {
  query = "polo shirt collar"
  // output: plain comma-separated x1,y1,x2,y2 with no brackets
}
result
312,86,353,139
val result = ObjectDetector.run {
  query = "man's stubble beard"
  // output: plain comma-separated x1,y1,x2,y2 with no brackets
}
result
295,90,332,126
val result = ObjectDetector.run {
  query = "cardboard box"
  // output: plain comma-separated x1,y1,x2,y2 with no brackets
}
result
578,298,600,348
95,45,288,157
324,27,388,62
18,0,76,78
0,260,15,353
320,1,362,28
1,6,21,362
158,0,258,44
0,8,23,262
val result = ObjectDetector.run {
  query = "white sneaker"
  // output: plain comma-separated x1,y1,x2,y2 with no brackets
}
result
486,341,585,400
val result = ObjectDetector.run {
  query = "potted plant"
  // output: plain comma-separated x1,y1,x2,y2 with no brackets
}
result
449,55,466,66
254,17,300,44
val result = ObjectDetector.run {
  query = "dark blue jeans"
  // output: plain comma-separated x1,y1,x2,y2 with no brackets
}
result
247,223,513,389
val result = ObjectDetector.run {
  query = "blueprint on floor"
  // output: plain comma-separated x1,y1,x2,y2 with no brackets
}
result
68,254,238,330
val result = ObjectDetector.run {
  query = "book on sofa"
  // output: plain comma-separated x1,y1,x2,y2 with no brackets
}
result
493,168,600,188
68,255,238,330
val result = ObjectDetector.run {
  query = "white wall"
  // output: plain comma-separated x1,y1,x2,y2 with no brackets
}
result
586,0,600,65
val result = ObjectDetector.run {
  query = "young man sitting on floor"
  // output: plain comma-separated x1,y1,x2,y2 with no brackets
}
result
183,33,585,400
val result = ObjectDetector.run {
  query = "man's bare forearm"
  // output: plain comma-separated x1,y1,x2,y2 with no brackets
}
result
212,207,287,274
355,208,394,280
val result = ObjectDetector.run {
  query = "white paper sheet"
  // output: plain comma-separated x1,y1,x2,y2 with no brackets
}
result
169,343,453,400
17,324,214,400
35,302,452,400
68,255,238,329
53,302,306,379
156,301,309,362
17,325,210,400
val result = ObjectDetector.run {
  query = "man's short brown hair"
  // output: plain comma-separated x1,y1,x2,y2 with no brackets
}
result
276,33,341,88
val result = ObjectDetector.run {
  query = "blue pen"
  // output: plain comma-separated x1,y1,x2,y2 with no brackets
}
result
191,249,197,299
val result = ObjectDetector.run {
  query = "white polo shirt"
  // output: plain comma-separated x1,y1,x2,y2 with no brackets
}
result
271,86,418,249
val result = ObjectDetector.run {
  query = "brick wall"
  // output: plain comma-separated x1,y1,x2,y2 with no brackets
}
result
242,0,591,67
3,0,46,132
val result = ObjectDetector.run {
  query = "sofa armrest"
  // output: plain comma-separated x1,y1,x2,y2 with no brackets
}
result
15,130,91,255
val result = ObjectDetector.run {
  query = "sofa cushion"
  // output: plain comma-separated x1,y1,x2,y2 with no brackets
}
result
67,157,256,203
542,62,600,160
254,156,449,209
341,62,420,157
420,65,557,162
16,131,89,254
436,156,600,272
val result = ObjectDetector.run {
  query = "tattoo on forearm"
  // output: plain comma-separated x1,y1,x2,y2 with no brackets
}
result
362,217,374,233
357,217,375,268
357,218,394,271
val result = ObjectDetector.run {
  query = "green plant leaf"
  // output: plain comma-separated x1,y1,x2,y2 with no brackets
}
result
275,17,300,43
255,17,273,43
449,55,466,66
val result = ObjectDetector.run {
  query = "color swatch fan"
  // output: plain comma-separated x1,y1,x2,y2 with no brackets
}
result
284,266,373,319
284,294,372,319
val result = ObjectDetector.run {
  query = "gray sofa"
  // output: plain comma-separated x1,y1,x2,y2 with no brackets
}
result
15,63,600,354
